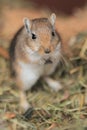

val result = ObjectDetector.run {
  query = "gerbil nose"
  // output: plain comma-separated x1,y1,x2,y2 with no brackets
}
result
45,48,51,54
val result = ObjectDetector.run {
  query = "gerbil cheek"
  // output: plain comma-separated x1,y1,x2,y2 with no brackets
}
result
38,47,44,55
50,45,55,52
35,44,41,51
53,41,61,51
56,42,61,50
28,43,39,51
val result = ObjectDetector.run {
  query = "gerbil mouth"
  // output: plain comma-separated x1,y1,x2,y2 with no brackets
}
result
44,58,53,64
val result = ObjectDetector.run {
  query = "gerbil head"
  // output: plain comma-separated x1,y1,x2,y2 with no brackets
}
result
23,13,61,63
23,13,56,33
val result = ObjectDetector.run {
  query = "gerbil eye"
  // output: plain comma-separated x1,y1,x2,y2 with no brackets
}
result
32,33,36,39
52,31,55,36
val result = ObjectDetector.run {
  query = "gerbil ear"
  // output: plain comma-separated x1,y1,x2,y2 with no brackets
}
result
23,18,31,33
49,13,56,26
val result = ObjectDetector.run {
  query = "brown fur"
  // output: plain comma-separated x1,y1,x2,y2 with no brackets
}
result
9,14,62,111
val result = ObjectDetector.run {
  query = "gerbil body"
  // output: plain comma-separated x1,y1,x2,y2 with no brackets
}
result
9,13,62,110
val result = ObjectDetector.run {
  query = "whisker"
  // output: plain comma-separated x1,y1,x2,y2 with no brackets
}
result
59,53,68,67
59,58,65,67
54,52,68,68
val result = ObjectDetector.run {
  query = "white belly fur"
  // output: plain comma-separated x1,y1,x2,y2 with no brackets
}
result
19,60,58,91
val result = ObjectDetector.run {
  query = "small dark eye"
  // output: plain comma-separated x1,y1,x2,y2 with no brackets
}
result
32,33,36,39
52,32,55,36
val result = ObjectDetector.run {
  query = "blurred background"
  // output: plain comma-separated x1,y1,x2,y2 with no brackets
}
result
0,0,87,46
32,0,87,15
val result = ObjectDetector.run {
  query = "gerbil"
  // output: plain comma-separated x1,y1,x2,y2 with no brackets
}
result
9,13,62,111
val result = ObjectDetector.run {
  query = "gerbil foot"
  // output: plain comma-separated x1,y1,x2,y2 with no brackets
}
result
44,77,63,92
23,107,34,120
